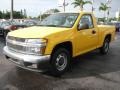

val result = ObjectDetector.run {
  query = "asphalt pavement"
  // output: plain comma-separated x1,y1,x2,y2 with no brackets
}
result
0,32,120,90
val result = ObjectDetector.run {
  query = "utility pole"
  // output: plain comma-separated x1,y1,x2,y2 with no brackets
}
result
10,0,14,20
58,0,68,12
106,0,112,22
63,0,65,12
63,0,68,12
39,12,42,22
24,9,27,19
92,0,94,12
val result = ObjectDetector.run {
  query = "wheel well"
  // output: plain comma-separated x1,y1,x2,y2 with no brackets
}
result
105,34,111,42
51,41,73,57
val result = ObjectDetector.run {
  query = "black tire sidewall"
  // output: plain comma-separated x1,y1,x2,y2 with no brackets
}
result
100,38,110,54
51,48,71,76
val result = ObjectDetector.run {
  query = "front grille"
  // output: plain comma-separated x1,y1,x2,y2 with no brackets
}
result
7,42,25,53
7,36,25,42
7,36,26,53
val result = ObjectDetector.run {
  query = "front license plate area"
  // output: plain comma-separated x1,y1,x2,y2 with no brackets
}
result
19,60,24,66
11,59,25,66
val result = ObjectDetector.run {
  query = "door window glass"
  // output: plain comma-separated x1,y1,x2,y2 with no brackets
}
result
79,14,94,29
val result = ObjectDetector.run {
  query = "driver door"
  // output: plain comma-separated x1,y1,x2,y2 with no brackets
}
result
75,14,98,55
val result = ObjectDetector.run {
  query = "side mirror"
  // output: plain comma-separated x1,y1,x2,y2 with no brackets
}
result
78,23,89,30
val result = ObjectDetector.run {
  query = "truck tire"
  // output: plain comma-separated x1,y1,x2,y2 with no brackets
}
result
100,38,110,54
50,48,71,76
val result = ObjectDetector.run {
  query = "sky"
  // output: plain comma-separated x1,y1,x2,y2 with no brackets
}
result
0,0,120,17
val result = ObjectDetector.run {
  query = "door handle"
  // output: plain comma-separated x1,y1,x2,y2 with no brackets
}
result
92,30,96,34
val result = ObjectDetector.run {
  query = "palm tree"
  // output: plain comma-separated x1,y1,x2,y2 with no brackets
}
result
99,3,111,21
72,0,92,11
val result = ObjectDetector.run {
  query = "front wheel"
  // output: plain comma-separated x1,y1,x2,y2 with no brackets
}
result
50,48,71,76
100,38,110,54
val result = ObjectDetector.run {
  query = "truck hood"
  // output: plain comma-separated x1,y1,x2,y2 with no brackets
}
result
8,26,70,38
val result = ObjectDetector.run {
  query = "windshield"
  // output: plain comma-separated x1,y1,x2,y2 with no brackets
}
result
39,13,79,28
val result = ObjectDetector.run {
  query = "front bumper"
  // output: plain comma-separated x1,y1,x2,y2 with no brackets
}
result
3,46,51,72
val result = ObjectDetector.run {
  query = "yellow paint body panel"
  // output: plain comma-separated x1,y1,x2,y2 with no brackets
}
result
8,26,70,38
8,12,115,57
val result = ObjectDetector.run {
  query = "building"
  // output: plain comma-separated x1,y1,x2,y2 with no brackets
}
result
116,10,120,19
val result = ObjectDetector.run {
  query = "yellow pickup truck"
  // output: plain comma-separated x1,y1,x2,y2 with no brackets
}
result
3,12,115,76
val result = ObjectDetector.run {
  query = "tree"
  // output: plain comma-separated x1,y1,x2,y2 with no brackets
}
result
20,9,23,16
53,9,60,13
13,11,24,19
44,9,60,14
4,11,10,19
99,3,111,21
2,11,5,18
0,11,3,18
72,0,92,11
23,9,27,18
0,10,26,19
38,9,60,20
38,14,50,20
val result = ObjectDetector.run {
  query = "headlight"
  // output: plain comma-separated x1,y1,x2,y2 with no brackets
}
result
25,39,47,55
26,39,47,47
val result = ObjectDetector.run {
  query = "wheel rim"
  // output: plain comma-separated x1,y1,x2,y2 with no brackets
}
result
104,41,109,52
55,53,67,71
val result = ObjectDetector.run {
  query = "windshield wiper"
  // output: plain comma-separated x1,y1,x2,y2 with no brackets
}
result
38,24,57,27
45,25,58,27
38,24,70,28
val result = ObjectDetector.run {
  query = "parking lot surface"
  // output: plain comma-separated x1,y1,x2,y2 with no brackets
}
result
0,33,120,90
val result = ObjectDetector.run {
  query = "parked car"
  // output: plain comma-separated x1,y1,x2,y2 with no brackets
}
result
22,20,38,27
114,22,120,32
105,22,120,32
3,12,115,76
0,22,2,35
0,20,26,38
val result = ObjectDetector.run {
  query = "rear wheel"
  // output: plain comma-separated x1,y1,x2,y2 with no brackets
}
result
100,38,110,54
50,48,71,76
